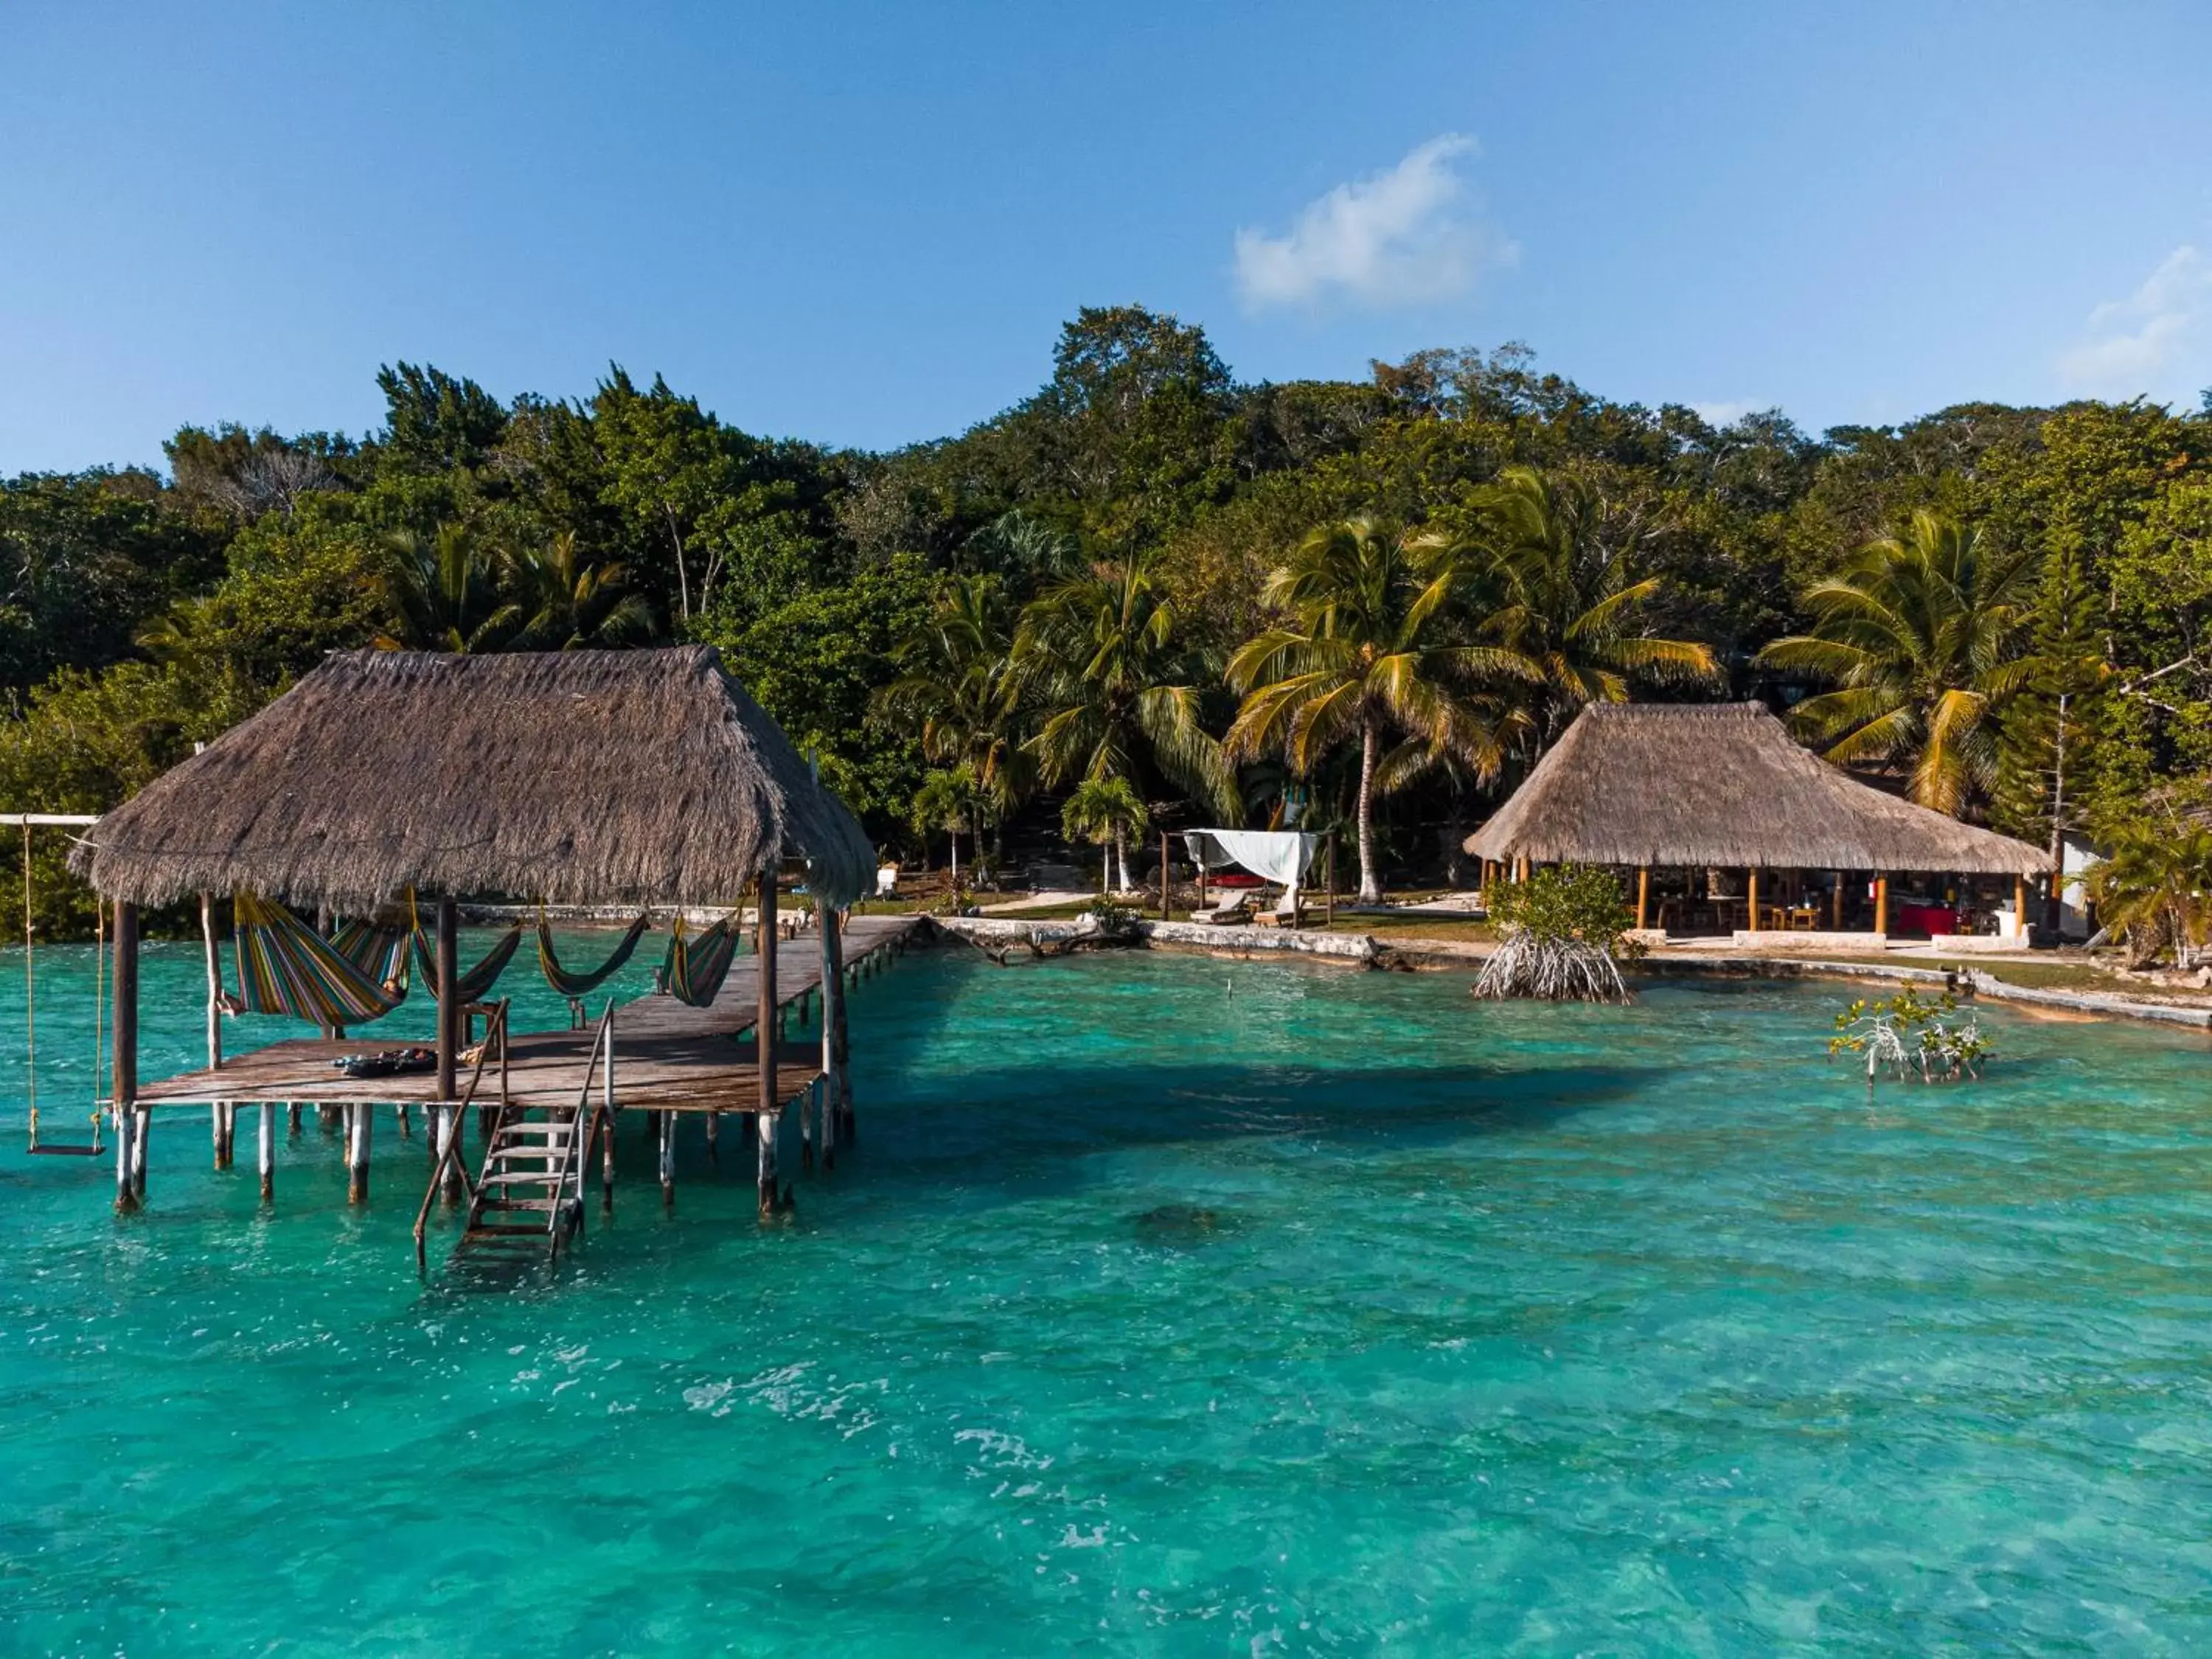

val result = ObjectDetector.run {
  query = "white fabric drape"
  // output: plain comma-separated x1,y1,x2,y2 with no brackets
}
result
1182,830,1318,902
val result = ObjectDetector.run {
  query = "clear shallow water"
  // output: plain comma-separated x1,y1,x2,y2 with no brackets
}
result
2,942,2210,1655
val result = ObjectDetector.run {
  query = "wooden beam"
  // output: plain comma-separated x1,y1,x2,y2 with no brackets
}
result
1831,871,1843,930
114,900,140,1212
658,1107,675,1208
1874,873,1889,936
258,1102,274,1203
199,894,223,1071
2014,874,2027,939
818,907,843,1166
1160,829,1170,920
435,897,459,1103
827,906,852,1144
1747,867,1760,933
757,872,778,1123
1635,866,1649,931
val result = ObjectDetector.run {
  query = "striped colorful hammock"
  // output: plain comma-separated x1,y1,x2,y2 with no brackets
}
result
327,918,409,988
233,891,406,1026
411,921,525,1004
536,911,651,998
661,914,743,1007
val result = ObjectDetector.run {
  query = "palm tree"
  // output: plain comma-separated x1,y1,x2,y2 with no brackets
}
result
910,765,984,881
877,575,1032,858
1461,466,1719,744
1225,517,1530,902
2086,810,2212,968
1012,554,1236,821
1060,776,1150,894
1756,510,2039,815
378,524,521,653
507,531,655,649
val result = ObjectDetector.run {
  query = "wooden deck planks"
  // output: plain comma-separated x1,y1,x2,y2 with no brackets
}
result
132,913,920,1116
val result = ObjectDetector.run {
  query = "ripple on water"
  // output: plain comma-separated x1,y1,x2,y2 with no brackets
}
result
1,945,2210,1653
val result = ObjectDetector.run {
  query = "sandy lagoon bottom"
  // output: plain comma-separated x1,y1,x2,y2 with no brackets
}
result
1,941,2209,1655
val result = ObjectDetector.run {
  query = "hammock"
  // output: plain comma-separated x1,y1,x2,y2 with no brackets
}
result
327,918,409,988
234,891,406,1026
536,911,651,998
661,914,742,1007
411,920,524,1004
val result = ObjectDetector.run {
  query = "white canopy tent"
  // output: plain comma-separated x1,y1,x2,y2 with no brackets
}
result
1182,829,1320,908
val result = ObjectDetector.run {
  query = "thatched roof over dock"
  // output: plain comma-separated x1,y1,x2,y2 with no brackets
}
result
1464,702,2051,875
74,647,877,908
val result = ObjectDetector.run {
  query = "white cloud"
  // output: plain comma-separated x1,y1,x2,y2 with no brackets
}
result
1234,135,1517,313
2056,245,2212,397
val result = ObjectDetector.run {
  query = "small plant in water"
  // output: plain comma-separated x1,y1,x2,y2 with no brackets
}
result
1829,987,1990,1083
1473,863,1646,1004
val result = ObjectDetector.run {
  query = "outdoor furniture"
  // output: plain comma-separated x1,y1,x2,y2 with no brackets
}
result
1191,890,1252,926
1251,892,1301,929
1787,905,1820,931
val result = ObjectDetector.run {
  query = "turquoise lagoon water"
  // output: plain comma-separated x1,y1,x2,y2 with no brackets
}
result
1,939,2211,1655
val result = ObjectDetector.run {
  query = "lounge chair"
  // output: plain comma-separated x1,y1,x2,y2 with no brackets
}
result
1251,891,1301,929
1191,889,1252,926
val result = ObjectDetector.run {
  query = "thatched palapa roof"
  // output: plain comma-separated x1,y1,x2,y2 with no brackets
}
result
74,647,877,909
1464,702,2050,875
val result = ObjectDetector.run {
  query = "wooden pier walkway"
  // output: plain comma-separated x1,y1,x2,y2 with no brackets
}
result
133,914,922,1119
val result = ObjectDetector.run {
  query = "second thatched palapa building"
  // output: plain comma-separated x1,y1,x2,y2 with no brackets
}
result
1464,702,2051,945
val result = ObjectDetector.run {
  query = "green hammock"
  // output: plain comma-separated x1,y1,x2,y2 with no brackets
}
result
234,891,406,1026
661,914,742,1007
536,911,652,999
411,921,525,1004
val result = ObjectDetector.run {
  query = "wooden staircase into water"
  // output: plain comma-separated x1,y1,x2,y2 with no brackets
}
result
417,998,613,1268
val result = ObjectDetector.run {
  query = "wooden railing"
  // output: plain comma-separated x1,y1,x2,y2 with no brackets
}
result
546,1000,614,1262
413,998,511,1272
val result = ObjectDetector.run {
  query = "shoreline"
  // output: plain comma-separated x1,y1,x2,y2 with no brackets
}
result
927,915,2212,1032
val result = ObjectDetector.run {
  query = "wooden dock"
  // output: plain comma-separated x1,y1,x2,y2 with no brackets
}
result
121,913,926,1230
133,914,920,1116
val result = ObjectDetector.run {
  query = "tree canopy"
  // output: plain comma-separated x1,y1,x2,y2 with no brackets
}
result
7,307,2212,928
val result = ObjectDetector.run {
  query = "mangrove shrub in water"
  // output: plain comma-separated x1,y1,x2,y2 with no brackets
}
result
1473,863,1645,1004
1829,987,1990,1082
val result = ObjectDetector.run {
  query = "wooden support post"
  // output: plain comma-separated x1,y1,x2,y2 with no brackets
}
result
2014,873,2028,939
819,907,844,1166
437,1105,462,1202
257,1102,274,1203
1160,829,1170,920
347,1103,370,1204
600,1102,616,1212
756,1109,779,1217
202,894,227,1169
114,900,140,1213
658,1107,675,1208
397,1104,411,1139
1514,855,1529,883
706,1111,720,1164
1832,872,1843,930
1874,873,1889,936
288,1101,302,1138
1747,868,1760,934
1635,866,1649,931
757,870,778,1127
434,897,459,1106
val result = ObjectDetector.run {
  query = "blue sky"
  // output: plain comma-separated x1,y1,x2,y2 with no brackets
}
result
5,0,2211,473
